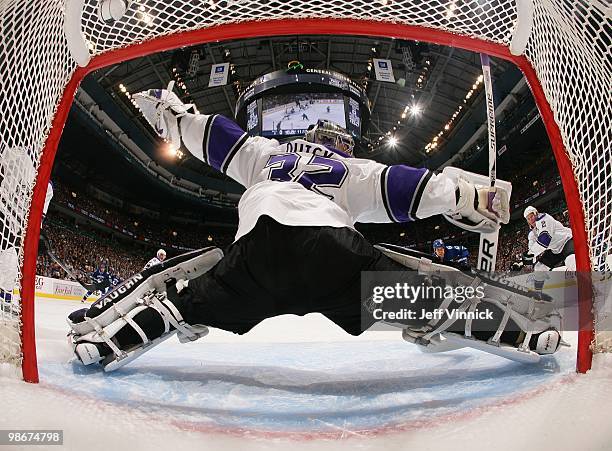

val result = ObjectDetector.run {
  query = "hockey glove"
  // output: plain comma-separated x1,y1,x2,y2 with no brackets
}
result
522,251,536,265
447,178,510,233
510,261,524,272
133,82,195,151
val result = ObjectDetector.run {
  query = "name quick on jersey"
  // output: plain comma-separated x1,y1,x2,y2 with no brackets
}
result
284,141,335,158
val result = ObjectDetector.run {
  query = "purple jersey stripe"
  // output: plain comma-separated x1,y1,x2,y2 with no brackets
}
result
537,231,552,248
206,115,247,172
385,166,430,222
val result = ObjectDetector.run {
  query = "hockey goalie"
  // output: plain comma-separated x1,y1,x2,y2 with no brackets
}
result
66,88,563,371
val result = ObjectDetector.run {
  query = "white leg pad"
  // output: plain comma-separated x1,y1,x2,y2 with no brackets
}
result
68,247,222,337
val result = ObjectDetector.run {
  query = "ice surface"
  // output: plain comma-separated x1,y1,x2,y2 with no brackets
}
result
1,297,611,451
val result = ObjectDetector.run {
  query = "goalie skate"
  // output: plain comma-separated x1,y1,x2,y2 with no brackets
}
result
375,243,564,363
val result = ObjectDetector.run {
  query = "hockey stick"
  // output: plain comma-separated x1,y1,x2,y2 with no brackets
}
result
477,53,501,272
39,233,108,292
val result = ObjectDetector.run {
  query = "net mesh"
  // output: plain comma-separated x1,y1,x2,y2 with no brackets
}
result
524,0,611,351
0,0,610,371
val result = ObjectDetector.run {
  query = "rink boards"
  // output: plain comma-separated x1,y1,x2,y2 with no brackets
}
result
12,275,98,302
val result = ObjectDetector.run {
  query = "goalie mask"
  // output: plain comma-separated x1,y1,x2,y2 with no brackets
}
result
304,120,355,156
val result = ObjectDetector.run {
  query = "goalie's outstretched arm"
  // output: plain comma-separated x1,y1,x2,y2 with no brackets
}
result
134,88,509,230
178,112,278,187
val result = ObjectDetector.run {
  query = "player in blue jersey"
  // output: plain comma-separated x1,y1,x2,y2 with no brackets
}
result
432,239,470,268
80,263,111,303
109,270,122,289
67,88,565,370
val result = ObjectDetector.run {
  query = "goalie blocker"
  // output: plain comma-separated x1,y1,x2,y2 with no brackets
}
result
68,218,563,372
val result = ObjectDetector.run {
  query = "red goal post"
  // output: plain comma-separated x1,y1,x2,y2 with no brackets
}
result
1,0,608,382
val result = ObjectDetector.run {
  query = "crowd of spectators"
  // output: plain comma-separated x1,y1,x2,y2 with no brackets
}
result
504,154,562,211
36,181,237,281
51,182,236,250
37,215,150,280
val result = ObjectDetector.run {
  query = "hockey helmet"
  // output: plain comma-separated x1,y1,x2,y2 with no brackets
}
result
157,249,167,260
304,119,355,156
523,206,538,220
432,239,445,250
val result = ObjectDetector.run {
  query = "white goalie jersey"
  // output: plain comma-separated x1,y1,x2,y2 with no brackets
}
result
528,213,572,256
179,113,460,240
144,257,162,270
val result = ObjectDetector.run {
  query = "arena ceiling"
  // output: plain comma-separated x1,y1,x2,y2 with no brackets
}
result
91,35,519,173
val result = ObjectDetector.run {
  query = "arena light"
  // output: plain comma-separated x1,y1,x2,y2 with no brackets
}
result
388,136,398,147
410,105,421,115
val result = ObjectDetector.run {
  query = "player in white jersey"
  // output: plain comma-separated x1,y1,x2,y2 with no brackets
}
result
516,206,575,293
66,89,564,370
144,249,166,270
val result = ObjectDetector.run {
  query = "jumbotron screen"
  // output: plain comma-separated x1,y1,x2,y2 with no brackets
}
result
261,93,346,137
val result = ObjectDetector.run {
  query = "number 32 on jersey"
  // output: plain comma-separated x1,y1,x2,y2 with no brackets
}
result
264,153,348,200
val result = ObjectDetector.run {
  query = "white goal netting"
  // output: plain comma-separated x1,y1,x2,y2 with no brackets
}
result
0,0,610,379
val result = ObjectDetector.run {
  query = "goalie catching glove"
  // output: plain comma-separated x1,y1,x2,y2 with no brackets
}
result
67,247,222,372
133,82,194,151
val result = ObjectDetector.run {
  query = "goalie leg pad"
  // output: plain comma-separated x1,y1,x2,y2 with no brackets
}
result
403,293,562,363
68,247,221,371
375,243,563,363
70,290,210,371
68,247,222,337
